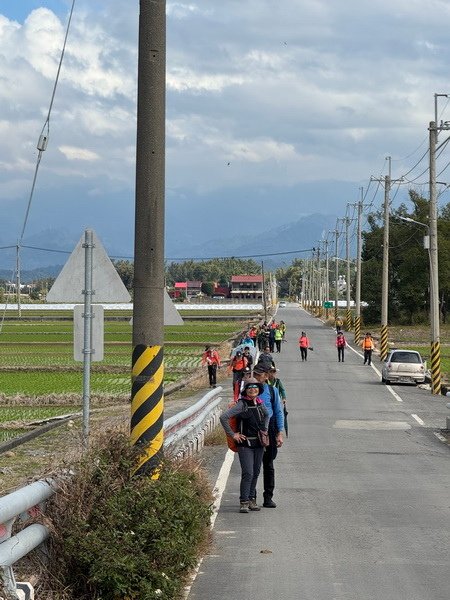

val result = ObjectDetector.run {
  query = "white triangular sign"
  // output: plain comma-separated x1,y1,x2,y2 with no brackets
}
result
47,230,131,303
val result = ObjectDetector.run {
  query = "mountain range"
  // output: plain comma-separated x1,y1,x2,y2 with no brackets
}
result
0,213,338,282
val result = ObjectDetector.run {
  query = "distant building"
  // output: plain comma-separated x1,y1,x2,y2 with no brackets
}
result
230,275,263,300
170,280,202,299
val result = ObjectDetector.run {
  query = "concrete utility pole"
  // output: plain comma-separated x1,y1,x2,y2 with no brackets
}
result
131,0,166,475
429,114,442,395
354,190,363,345
380,167,391,362
324,238,330,320
261,261,267,321
334,225,339,323
316,244,322,317
345,216,352,331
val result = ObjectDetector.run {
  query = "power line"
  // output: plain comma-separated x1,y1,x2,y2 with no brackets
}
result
17,243,315,261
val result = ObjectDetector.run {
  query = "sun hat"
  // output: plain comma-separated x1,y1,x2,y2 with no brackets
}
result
242,377,264,395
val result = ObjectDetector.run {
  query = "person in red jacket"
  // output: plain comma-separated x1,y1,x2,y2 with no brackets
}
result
228,350,249,400
298,331,310,362
202,346,222,388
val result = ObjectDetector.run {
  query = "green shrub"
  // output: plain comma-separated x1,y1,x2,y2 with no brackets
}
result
46,431,213,599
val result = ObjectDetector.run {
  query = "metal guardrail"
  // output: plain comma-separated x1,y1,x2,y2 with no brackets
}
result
0,387,223,599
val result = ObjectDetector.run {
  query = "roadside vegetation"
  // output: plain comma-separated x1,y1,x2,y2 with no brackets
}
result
19,430,214,600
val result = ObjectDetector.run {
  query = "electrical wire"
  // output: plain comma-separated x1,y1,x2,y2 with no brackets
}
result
18,2,76,244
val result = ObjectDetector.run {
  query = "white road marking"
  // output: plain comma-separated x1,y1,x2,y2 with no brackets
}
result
183,449,235,598
411,413,425,426
434,432,447,443
346,343,404,402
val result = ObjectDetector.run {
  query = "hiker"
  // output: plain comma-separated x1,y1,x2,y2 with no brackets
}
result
242,346,254,372
268,366,288,437
298,331,310,362
253,366,284,508
255,346,275,371
279,320,286,341
228,350,249,400
201,346,221,388
268,326,276,352
336,316,343,333
274,326,283,353
220,378,270,513
336,331,347,362
362,332,375,365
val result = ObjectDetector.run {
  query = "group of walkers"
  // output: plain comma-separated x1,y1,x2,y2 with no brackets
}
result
255,320,286,353
211,313,376,513
297,325,375,365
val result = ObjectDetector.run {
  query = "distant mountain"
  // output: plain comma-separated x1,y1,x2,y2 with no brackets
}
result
174,213,339,269
0,213,340,279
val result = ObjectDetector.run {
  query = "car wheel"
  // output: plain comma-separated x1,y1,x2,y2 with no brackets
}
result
384,379,390,385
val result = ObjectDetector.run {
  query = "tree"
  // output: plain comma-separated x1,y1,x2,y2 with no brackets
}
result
113,260,134,291
361,190,450,324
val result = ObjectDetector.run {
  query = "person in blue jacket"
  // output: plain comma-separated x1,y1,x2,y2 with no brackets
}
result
252,365,284,508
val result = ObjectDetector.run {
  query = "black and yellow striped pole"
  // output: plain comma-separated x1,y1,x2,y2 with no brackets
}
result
354,316,361,347
429,119,441,395
345,308,352,332
430,342,441,395
379,324,388,362
132,0,166,475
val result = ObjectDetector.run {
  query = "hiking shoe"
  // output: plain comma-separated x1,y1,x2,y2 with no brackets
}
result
263,498,277,508
248,499,261,511
239,502,249,513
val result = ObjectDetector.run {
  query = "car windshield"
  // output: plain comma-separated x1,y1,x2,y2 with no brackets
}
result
390,352,421,364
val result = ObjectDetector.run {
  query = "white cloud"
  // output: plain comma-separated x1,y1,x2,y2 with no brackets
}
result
58,145,99,161
2,0,450,252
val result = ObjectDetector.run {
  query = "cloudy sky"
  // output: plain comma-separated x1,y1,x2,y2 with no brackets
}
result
1,0,450,267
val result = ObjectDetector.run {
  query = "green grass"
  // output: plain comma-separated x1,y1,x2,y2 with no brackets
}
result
0,312,246,400
0,429,27,442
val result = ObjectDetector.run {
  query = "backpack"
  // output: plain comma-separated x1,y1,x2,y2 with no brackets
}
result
337,336,345,347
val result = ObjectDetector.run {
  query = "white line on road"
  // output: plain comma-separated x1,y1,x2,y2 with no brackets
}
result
411,413,425,426
183,449,235,599
346,343,404,402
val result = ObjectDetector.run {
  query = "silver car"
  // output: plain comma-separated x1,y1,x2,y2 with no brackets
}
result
381,349,426,385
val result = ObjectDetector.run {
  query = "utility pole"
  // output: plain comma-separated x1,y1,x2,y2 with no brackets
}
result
324,238,330,320
261,260,267,321
131,0,166,475
334,225,339,323
345,216,352,331
354,189,363,345
380,168,390,362
373,158,402,361
429,112,442,394
16,243,21,318
316,244,322,317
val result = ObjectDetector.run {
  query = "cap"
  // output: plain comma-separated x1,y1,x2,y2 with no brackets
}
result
235,350,242,356
253,365,269,374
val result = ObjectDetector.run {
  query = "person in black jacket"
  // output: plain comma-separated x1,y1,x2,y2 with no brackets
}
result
220,379,269,513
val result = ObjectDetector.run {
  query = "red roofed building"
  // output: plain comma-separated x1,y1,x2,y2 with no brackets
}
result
230,275,263,300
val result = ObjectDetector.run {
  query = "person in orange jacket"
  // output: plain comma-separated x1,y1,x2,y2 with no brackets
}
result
202,345,221,388
298,331,310,361
361,332,375,365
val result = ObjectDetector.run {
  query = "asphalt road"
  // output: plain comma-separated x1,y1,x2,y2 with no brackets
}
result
187,305,450,600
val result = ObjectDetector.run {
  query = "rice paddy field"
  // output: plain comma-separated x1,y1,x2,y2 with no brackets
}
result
0,308,260,442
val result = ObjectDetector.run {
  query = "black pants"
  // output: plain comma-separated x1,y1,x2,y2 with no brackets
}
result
207,364,217,386
269,339,275,352
300,347,307,361
364,349,372,365
262,420,278,500
275,340,281,353
338,347,345,362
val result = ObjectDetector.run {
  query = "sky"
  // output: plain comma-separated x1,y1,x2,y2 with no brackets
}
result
1,0,450,268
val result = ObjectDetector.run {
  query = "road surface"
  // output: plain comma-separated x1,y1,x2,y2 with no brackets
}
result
188,306,450,600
